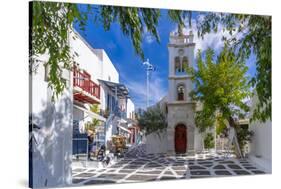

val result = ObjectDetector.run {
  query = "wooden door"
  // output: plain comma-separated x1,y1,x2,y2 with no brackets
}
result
175,124,187,153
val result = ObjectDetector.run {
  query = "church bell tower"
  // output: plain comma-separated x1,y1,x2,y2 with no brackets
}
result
166,27,197,154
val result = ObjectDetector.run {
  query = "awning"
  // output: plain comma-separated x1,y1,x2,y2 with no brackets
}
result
74,105,106,122
98,79,130,98
117,125,132,134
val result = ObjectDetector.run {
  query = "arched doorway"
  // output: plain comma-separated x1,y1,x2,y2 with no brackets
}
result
175,124,187,153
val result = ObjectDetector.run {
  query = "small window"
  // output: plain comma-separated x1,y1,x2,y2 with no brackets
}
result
177,85,185,101
174,57,181,74
182,56,188,72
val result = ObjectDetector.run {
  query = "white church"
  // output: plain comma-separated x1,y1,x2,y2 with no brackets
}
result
145,29,205,154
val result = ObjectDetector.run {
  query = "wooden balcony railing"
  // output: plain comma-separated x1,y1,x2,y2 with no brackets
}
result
73,68,100,100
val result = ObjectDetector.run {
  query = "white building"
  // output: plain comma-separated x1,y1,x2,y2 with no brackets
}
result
248,94,272,173
30,29,135,187
30,53,73,187
145,30,204,154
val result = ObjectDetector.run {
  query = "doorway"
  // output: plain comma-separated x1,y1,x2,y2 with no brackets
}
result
175,124,187,153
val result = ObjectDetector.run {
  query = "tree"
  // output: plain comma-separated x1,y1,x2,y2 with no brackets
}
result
196,13,271,122
30,1,189,99
137,105,167,136
204,133,215,150
189,46,251,155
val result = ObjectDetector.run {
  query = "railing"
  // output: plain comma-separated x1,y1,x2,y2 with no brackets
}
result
73,68,100,99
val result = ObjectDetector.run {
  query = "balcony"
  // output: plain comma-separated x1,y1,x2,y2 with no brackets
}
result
73,68,100,104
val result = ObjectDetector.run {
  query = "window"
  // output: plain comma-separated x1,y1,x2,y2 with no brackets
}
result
174,56,181,74
177,85,185,101
175,56,188,74
182,56,188,71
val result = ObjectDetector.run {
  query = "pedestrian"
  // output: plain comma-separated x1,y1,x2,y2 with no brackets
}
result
97,145,106,161
87,130,95,161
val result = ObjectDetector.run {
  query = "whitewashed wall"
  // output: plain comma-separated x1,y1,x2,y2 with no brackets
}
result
30,56,73,188
69,31,102,84
249,95,272,172
145,131,168,154
126,98,135,119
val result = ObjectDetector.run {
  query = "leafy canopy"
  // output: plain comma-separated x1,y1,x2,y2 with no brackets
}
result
137,105,167,136
196,13,271,122
30,1,189,99
189,46,251,132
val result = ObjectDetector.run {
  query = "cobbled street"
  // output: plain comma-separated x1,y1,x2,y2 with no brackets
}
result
72,144,267,186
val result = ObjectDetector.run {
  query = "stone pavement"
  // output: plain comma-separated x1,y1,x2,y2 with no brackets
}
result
72,144,267,186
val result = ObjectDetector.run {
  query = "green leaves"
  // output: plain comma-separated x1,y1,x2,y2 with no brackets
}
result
99,6,161,59
137,105,167,135
197,13,271,122
190,45,251,132
204,133,215,149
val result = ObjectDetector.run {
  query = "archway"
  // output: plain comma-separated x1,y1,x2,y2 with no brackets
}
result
175,124,187,154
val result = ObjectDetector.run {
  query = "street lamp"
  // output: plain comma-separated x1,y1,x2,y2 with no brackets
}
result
143,59,155,109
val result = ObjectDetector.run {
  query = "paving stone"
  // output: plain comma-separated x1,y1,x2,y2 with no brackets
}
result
145,164,163,168
233,170,251,175
110,165,122,168
118,169,135,173
202,164,213,167
126,174,158,181
123,165,142,169
213,165,226,169
72,179,87,184
106,169,116,173
73,168,87,172
189,165,206,170
164,170,174,175
175,171,186,176
244,166,257,170
171,166,186,170
190,175,211,179
97,174,127,180
137,170,162,174
75,173,95,177
251,170,266,174
84,179,116,185
227,164,242,169
241,163,253,167
239,161,249,163
198,161,213,165
219,161,234,164
159,176,177,180
86,169,97,172
190,171,210,175
97,169,106,172
215,170,232,175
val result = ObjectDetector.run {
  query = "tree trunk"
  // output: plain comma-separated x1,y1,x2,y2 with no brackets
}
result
228,116,243,158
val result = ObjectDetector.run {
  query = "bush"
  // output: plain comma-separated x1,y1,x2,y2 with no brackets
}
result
137,105,167,136
204,133,215,149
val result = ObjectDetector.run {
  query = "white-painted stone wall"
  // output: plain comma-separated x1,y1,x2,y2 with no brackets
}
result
126,98,135,119
30,55,73,188
248,95,272,172
145,131,168,154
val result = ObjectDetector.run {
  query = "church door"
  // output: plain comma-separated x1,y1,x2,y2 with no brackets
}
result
175,124,187,153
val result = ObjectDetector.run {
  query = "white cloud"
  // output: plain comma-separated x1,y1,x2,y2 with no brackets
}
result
124,72,167,109
172,15,240,56
143,25,156,44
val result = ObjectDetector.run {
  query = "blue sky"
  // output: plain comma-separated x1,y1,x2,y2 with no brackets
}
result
74,6,256,109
